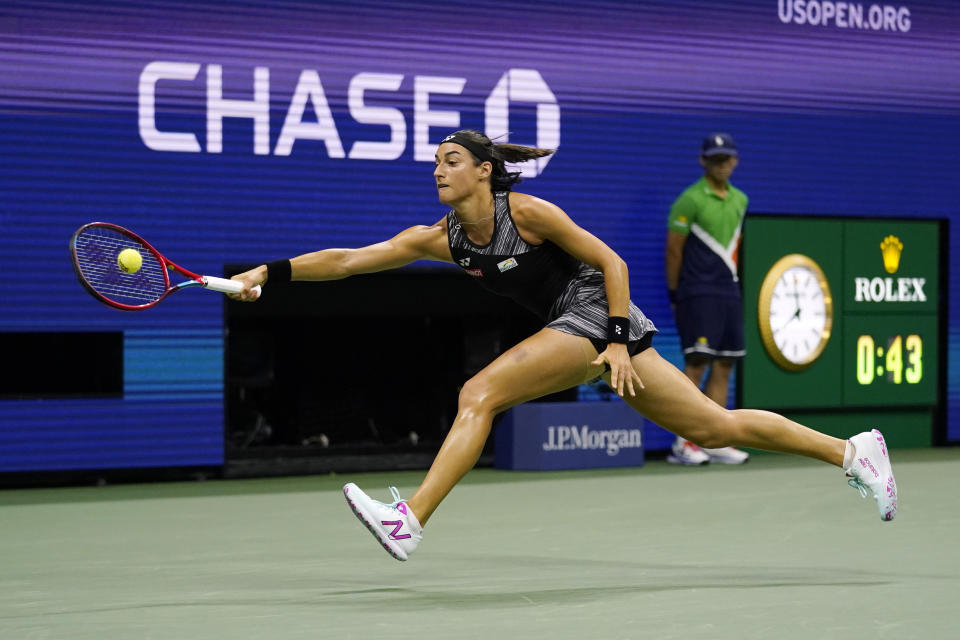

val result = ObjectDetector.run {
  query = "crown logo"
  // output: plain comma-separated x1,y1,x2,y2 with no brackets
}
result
879,235,903,274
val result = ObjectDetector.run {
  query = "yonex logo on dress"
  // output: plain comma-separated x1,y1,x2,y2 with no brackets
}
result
458,258,470,267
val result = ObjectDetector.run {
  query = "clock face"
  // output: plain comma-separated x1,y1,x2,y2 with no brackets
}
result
758,254,834,371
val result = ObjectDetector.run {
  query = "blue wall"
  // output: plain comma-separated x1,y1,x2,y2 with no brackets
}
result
2,0,958,471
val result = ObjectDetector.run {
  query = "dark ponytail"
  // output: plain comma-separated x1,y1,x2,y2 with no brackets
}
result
443,130,555,192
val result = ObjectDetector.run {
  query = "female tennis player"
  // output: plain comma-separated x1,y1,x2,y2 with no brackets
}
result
230,130,898,561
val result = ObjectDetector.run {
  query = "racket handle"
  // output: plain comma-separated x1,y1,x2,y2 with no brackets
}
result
203,276,262,299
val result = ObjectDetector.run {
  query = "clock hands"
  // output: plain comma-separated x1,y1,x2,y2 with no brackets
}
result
791,273,802,319
774,276,803,334
774,311,800,334
759,254,833,372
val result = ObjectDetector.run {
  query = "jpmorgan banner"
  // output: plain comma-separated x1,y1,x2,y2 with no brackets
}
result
495,402,645,471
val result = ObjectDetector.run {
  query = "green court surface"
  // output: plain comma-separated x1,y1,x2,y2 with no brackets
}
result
2,449,958,640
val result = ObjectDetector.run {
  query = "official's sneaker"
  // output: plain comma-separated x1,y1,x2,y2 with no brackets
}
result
845,429,898,522
700,446,750,464
343,483,423,561
666,439,710,465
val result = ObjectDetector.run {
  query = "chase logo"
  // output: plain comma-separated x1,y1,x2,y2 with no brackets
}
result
139,64,559,177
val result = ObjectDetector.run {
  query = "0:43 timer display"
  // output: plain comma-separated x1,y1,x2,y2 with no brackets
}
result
843,315,936,406
855,334,922,385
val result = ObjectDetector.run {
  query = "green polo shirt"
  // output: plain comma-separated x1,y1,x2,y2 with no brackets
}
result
667,177,748,297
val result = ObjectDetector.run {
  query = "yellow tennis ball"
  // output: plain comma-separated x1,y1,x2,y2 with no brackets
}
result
117,248,143,274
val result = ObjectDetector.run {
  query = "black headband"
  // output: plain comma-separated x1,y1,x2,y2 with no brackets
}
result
440,133,493,164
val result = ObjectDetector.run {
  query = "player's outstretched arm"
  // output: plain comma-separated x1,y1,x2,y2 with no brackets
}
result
230,220,452,300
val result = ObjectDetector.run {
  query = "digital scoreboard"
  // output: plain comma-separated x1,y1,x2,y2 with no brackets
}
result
742,217,944,447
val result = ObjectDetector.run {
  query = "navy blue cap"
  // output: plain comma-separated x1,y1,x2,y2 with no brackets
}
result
701,132,738,157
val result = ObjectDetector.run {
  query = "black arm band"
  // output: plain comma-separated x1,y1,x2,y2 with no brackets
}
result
266,259,292,283
607,316,630,343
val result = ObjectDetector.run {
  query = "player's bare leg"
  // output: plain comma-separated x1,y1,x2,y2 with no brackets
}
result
697,358,750,463
610,347,896,520
344,328,603,560
407,328,601,524
612,347,845,464
669,359,712,465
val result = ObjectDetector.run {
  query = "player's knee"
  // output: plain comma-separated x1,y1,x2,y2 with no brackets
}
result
687,411,739,449
458,376,497,416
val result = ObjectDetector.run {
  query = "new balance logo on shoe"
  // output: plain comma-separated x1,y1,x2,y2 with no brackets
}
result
343,483,424,561
382,520,411,540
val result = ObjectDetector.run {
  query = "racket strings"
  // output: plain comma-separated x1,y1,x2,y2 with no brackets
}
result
74,228,167,304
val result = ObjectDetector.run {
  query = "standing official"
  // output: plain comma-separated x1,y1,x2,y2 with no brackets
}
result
665,133,750,465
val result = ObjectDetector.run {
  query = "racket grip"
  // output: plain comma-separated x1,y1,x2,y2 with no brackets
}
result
203,276,262,299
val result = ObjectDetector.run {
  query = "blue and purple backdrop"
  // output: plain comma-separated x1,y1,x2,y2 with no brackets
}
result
2,0,958,471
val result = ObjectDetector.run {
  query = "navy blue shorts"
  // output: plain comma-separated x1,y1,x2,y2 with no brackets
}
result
675,295,745,362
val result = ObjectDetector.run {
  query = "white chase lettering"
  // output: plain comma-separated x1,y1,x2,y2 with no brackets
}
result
138,63,560,177
207,64,270,155
274,69,344,157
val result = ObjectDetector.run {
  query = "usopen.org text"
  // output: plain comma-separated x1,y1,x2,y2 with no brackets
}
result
778,0,912,32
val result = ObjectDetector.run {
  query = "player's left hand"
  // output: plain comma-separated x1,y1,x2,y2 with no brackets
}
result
592,343,644,397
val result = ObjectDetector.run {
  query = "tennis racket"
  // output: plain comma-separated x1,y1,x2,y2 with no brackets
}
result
70,221,261,311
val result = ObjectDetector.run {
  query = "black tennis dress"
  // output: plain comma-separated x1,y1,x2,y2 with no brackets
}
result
446,191,656,344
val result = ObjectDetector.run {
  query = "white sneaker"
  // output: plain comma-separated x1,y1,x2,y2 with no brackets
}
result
700,446,750,464
845,429,898,522
666,438,710,465
343,483,423,561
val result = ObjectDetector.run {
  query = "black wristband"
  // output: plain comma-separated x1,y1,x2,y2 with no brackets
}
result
668,289,678,304
607,316,630,343
266,259,292,283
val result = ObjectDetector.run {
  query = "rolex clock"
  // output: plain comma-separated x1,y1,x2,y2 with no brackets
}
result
742,216,943,447
757,253,834,371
